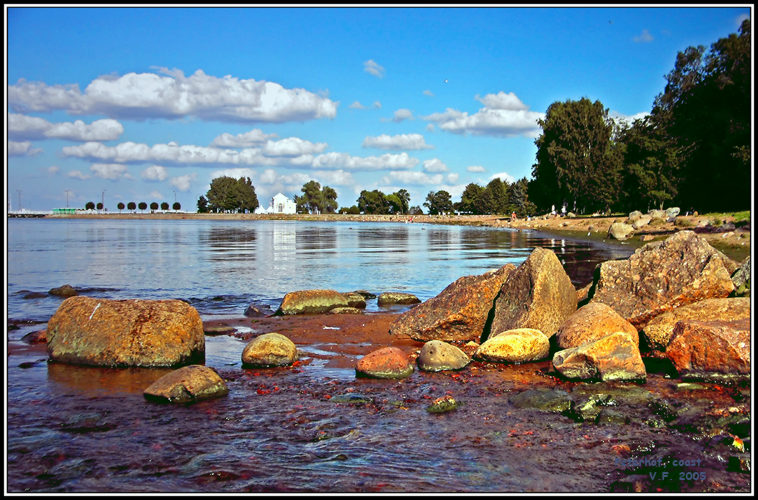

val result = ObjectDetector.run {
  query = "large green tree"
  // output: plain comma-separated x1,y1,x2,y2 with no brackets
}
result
357,189,388,214
456,183,486,214
295,180,339,214
532,97,622,213
205,176,259,213
424,190,453,215
650,19,751,211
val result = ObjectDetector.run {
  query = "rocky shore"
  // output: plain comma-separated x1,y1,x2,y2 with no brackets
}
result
12,229,752,493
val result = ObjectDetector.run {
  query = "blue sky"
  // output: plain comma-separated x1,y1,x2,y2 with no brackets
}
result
6,5,752,212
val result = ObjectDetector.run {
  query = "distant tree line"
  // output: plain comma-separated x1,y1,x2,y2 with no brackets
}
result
197,176,259,213
529,20,750,214
85,200,181,212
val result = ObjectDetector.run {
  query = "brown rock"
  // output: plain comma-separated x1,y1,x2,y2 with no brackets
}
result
589,231,737,329
417,340,470,371
489,247,577,340
475,328,550,364
642,297,750,351
555,302,638,350
666,318,750,375
377,292,421,306
49,284,78,297
241,332,298,367
608,222,634,241
388,265,515,342
143,365,228,404
47,296,204,368
356,346,413,379
22,329,47,344
576,283,592,306
278,289,348,315
552,332,646,382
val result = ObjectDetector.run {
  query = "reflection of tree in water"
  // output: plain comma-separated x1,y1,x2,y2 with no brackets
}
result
296,226,338,252
200,226,258,262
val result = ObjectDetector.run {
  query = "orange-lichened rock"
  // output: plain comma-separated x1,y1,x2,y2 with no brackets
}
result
589,231,737,330
555,302,639,350
389,265,514,342
488,247,577,340
47,296,204,368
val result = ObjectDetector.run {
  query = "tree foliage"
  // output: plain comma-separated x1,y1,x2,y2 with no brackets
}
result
295,180,339,214
172,202,181,211
85,201,95,210
138,202,147,212
197,195,208,213
117,202,125,212
204,176,259,213
355,189,411,214
424,190,453,215
127,202,136,211
532,97,621,213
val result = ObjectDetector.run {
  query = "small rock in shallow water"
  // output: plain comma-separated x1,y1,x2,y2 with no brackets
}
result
143,365,228,404
417,340,470,372
48,284,78,297
356,346,413,379
241,333,298,368
427,395,460,413
377,292,421,306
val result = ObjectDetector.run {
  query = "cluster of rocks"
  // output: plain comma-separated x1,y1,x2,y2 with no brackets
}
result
42,229,750,405
608,207,681,241
376,230,750,384
275,289,420,315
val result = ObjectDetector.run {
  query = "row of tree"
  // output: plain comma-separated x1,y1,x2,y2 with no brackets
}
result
530,20,750,214
84,201,181,212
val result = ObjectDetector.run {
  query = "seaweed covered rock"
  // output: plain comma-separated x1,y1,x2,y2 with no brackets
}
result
552,332,646,382
241,332,298,367
47,296,204,368
589,231,737,329
642,297,750,351
377,292,421,306
356,346,413,379
731,257,750,297
143,365,228,404
49,284,78,298
489,247,577,340
277,289,349,315
417,340,470,372
555,302,638,350
389,265,515,342
474,328,550,364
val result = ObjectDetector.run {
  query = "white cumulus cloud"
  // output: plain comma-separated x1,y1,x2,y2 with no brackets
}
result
362,133,433,151
8,140,42,156
9,68,338,123
490,172,516,184
211,129,277,148
466,165,486,173
48,165,60,175
91,163,132,180
392,108,414,122
422,158,448,173
350,101,367,110
633,29,654,43
262,137,328,157
141,165,168,181
170,173,197,192
364,59,385,78
423,92,543,138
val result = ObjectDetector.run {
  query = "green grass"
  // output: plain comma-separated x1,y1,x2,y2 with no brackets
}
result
700,210,751,224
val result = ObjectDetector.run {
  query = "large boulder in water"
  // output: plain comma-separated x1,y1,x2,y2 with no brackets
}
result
143,365,228,404
666,318,750,376
552,332,646,382
389,265,515,342
589,231,737,330
277,289,348,315
488,247,577,340
555,302,638,350
642,297,750,352
46,296,205,368
608,222,634,241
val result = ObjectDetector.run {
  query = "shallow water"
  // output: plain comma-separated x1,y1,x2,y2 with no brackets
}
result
7,218,632,322
10,219,749,493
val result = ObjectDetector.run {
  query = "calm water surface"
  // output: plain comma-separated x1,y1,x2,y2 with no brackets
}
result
8,218,646,493
7,218,633,322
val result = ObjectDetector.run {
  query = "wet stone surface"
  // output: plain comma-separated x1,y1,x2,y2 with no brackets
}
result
6,312,752,493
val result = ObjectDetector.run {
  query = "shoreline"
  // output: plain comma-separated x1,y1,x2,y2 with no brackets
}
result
34,211,752,261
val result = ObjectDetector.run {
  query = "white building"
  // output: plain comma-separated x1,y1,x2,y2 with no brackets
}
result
254,193,297,214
